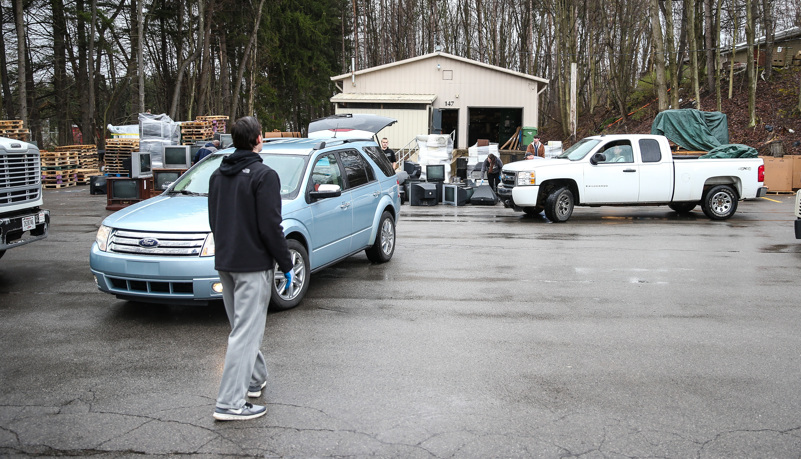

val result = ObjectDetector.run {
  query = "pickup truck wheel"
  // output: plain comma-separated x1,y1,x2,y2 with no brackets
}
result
365,211,395,263
523,206,544,216
270,239,309,311
545,187,574,222
668,202,697,214
701,185,738,220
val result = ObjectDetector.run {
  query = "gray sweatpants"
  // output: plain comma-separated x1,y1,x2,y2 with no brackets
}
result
216,270,272,410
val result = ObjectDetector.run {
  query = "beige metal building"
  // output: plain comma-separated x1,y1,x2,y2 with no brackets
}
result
330,52,549,151
725,26,801,68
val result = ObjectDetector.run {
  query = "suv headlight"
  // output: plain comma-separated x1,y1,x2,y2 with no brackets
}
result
517,171,536,186
200,232,215,257
95,225,112,251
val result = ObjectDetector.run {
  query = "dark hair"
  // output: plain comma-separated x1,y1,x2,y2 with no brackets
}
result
231,116,262,150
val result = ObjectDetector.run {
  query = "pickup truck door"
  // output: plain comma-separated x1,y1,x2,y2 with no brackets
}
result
636,138,674,202
582,144,639,203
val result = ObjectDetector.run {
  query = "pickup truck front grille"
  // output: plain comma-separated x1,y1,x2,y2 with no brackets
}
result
501,171,516,186
109,230,208,256
0,151,41,205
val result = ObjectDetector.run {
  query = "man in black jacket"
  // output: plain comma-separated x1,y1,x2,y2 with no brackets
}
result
208,116,293,421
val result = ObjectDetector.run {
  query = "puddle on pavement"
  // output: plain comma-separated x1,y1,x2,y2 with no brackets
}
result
760,244,801,254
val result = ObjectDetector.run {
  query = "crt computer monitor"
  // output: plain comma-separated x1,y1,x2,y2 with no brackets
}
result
110,178,139,200
189,144,202,160
219,133,233,149
130,151,152,178
426,164,446,182
154,170,182,191
442,184,469,206
163,145,192,169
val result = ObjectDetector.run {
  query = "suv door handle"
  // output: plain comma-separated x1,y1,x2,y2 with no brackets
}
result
373,191,381,197
340,202,351,209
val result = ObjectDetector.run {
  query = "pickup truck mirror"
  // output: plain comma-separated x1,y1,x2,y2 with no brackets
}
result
589,152,606,165
309,184,342,201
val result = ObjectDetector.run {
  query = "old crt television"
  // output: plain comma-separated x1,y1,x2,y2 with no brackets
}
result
426,164,445,182
106,177,149,210
219,133,233,149
442,184,469,206
163,145,192,169
153,168,184,191
189,144,202,160
130,151,152,178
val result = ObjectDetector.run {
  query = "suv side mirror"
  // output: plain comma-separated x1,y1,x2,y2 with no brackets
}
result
590,152,606,165
309,184,342,201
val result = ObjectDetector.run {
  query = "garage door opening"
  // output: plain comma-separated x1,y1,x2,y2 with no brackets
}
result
467,108,522,147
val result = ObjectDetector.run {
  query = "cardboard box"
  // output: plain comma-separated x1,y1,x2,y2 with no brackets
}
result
792,155,801,190
762,156,793,192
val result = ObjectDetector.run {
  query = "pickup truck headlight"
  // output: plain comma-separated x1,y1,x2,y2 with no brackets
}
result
95,225,111,252
200,233,215,257
517,171,536,186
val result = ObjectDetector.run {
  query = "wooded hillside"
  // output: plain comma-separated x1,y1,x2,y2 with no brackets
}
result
0,0,799,149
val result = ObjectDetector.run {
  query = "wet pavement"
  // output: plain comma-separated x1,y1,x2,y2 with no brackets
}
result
1,187,800,457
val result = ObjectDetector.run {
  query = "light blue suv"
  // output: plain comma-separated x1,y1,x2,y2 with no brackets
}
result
91,115,401,310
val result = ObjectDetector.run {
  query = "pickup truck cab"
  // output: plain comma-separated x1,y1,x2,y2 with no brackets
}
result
90,115,401,310
501,134,767,222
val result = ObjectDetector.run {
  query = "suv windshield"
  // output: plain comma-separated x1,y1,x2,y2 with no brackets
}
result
557,138,601,161
170,153,308,199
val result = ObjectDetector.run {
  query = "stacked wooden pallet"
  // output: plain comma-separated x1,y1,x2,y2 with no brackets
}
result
104,139,140,176
41,149,79,188
0,119,31,141
181,120,213,144
53,144,102,184
196,115,228,134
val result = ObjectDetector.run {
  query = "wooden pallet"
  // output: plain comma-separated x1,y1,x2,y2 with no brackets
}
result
43,181,76,189
0,131,30,141
0,120,24,129
75,168,102,184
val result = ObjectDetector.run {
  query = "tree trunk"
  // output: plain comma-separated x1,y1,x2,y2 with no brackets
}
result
687,0,701,109
14,0,27,125
761,0,773,80
169,0,204,119
714,0,723,110
138,0,144,113
219,34,231,120
650,0,669,111
704,0,715,93
664,0,680,109
87,0,96,144
51,0,70,144
229,0,266,120
0,2,14,118
196,2,215,116
746,0,757,127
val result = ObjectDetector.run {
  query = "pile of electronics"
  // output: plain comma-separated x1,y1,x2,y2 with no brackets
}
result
399,159,498,207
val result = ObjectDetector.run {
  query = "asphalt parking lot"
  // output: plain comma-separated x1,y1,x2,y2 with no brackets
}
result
1,186,800,458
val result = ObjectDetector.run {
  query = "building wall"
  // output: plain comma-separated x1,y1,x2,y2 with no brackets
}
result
729,37,801,66
335,54,543,149
333,106,428,151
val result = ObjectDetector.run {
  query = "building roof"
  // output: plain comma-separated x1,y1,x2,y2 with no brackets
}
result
330,93,438,104
725,26,801,54
331,51,549,85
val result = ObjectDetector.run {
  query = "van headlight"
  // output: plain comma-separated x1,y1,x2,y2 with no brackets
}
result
95,225,112,252
517,171,536,186
200,233,215,257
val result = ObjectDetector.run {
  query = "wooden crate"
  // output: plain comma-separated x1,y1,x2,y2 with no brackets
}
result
791,155,801,190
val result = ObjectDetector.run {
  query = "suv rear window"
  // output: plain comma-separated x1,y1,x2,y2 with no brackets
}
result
363,146,396,177
339,150,372,189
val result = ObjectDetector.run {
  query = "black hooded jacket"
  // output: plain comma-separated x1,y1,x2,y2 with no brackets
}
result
208,149,293,273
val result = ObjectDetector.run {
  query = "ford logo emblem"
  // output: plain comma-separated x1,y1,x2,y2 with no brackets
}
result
139,238,159,247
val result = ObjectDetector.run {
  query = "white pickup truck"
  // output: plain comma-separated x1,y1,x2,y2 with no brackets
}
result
499,134,767,222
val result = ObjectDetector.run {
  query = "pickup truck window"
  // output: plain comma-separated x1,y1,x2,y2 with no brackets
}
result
557,138,601,161
639,139,662,163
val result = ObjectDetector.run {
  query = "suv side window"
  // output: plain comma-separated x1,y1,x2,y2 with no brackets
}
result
340,150,372,189
363,145,396,177
639,139,662,163
311,153,343,191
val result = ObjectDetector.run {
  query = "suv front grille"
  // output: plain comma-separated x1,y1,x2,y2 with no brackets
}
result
501,171,516,186
107,276,194,295
109,230,208,256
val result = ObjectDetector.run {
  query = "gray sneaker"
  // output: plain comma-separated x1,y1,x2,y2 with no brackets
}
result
247,381,267,398
213,402,266,421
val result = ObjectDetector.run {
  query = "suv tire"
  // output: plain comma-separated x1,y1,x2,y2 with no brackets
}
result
366,211,395,263
270,239,309,311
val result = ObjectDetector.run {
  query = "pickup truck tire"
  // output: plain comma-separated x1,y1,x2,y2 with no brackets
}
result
366,211,396,263
523,206,544,216
545,187,574,222
270,239,309,311
701,185,738,220
668,202,697,214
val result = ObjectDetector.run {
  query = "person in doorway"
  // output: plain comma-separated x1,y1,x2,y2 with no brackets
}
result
208,116,294,421
481,152,503,192
380,137,397,169
526,134,545,158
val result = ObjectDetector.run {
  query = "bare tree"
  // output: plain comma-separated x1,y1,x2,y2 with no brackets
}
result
746,0,757,127
14,0,27,125
650,0,669,111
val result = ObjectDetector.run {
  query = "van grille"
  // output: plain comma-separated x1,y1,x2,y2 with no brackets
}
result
109,230,208,256
0,151,41,205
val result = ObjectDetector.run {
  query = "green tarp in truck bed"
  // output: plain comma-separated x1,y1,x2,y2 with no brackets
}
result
651,109,729,151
